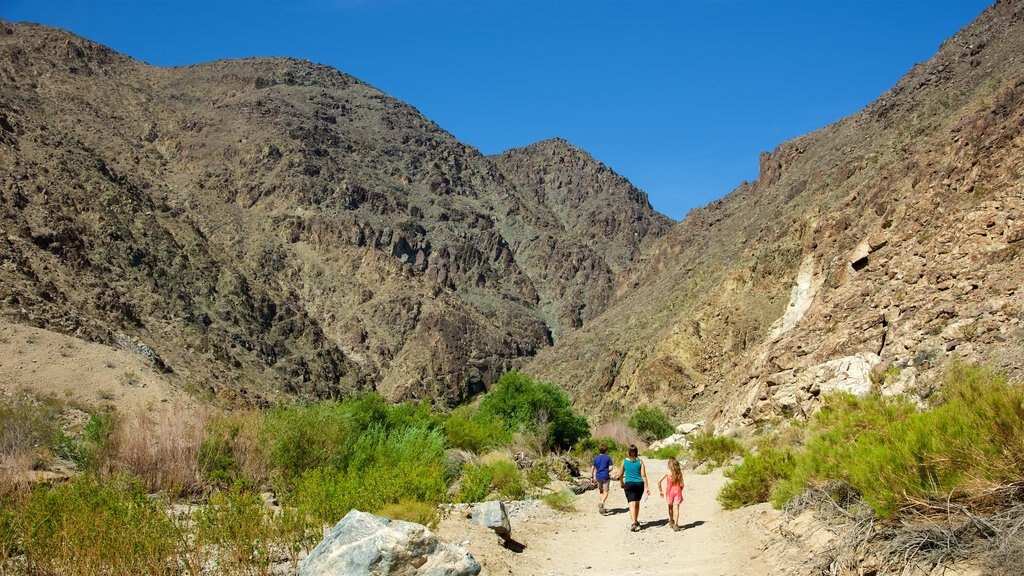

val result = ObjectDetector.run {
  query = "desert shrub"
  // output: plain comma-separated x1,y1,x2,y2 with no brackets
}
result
0,395,61,480
378,499,440,528
20,474,178,576
199,411,267,489
645,444,683,459
718,447,796,510
443,404,503,452
476,371,589,451
194,487,275,575
527,463,551,487
718,363,1024,518
290,425,447,524
689,433,747,467
629,406,674,441
489,459,527,500
542,490,576,512
456,462,493,503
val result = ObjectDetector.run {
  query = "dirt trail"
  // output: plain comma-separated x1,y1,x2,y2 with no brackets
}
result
439,459,781,576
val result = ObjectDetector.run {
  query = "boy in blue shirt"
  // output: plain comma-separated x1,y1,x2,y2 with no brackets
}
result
591,443,613,514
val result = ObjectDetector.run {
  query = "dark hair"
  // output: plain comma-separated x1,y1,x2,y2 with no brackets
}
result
628,444,638,458
599,443,608,454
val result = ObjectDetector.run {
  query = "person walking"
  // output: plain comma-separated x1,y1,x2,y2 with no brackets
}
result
620,444,649,532
590,443,614,514
658,457,685,531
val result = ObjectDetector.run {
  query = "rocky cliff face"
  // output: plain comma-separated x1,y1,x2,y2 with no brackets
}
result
0,21,670,405
526,0,1024,427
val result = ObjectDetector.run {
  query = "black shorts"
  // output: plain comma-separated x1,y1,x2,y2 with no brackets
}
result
623,481,645,502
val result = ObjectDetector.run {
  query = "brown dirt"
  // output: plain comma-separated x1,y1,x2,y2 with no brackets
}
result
0,320,198,415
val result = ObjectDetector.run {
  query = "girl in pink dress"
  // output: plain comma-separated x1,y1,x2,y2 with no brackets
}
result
658,457,685,531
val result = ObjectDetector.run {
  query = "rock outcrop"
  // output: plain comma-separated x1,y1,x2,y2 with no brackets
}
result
298,509,480,576
525,0,1024,427
0,20,670,405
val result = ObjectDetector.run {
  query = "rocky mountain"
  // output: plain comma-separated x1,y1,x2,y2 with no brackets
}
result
0,20,671,406
525,0,1024,427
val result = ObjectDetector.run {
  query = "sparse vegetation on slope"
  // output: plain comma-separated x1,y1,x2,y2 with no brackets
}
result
720,364,1024,518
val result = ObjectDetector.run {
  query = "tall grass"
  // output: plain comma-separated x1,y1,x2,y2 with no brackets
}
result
719,363,1024,518
104,406,208,497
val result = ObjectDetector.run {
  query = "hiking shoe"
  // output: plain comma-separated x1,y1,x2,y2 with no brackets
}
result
672,524,681,532
599,503,606,514
630,523,640,532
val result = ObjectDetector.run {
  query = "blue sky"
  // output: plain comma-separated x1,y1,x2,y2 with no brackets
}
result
3,0,992,220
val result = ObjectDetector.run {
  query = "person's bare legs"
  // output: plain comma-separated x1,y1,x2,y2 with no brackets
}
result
599,484,609,512
667,504,675,529
629,500,640,528
672,503,681,530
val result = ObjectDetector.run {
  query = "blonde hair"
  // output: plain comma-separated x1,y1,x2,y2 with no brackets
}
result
667,457,683,485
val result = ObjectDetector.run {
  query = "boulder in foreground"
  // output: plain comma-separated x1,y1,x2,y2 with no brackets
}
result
298,509,480,576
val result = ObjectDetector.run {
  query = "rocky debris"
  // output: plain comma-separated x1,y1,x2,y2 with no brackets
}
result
471,500,511,541
298,509,480,576
676,422,702,435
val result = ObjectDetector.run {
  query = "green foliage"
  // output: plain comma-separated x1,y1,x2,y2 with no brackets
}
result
199,417,244,488
477,371,590,451
442,404,504,452
542,490,576,512
527,463,551,487
488,460,527,500
628,406,674,441
290,425,447,525
19,474,178,576
456,463,494,503
377,499,440,528
194,487,275,575
718,448,796,510
718,363,1024,519
689,433,747,467
645,444,683,459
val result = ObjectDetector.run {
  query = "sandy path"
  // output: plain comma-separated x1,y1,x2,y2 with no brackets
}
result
531,460,762,576
440,459,774,576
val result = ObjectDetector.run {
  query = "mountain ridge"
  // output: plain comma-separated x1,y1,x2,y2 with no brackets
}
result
0,18,670,406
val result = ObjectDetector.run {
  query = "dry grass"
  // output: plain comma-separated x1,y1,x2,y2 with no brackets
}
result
591,419,647,450
789,482,1024,575
104,405,209,496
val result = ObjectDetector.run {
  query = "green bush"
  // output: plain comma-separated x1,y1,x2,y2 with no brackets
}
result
527,463,551,487
628,406,674,441
645,444,683,459
718,363,1024,518
718,448,796,509
542,490,576,512
477,371,590,451
456,463,494,503
689,433,747,467
20,474,178,576
489,460,527,500
290,425,447,524
443,405,503,452
194,487,275,575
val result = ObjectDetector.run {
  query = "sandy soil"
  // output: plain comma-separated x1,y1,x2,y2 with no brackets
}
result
0,320,198,415
437,459,786,576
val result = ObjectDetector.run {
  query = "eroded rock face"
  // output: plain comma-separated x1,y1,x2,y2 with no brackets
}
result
0,21,670,405
298,509,480,576
525,0,1024,427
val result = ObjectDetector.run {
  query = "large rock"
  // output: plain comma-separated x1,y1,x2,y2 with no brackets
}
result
471,500,511,540
298,509,480,576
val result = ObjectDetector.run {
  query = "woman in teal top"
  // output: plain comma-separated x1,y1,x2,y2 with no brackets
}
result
619,444,650,532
